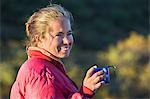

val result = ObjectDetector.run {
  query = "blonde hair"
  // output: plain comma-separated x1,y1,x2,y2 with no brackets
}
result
25,4,73,48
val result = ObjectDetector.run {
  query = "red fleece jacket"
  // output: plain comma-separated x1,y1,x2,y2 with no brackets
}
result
10,50,94,99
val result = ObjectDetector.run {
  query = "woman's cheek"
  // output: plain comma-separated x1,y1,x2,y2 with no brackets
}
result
55,37,63,45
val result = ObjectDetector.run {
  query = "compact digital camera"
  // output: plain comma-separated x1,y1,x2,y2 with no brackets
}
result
93,66,116,85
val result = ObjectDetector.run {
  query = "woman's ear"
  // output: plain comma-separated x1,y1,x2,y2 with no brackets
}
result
34,34,42,47
34,35,41,42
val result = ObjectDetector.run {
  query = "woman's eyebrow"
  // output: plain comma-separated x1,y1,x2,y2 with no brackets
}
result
58,32,64,34
58,30,72,34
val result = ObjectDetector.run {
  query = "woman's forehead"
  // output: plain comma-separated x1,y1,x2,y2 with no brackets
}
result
49,17,72,33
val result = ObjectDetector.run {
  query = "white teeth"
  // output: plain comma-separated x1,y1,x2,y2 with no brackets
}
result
61,46,69,51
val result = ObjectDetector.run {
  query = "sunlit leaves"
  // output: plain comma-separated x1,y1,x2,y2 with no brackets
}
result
97,32,150,98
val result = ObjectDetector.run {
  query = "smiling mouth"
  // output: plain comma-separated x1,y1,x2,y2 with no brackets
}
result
58,45,70,52
61,46,70,51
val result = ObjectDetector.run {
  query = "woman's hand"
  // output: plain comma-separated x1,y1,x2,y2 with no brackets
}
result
83,66,105,91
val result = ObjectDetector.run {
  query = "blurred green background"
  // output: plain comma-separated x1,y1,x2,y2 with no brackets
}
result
0,0,149,99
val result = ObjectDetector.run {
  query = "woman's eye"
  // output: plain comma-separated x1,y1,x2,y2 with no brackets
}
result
67,32,72,36
56,33,63,37
56,34,61,36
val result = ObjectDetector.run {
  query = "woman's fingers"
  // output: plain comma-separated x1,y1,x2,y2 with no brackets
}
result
94,81,104,89
85,65,97,79
93,75,104,84
90,70,104,80
83,66,106,91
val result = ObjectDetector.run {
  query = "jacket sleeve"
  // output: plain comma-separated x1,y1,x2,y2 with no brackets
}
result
10,64,94,99
24,68,59,99
10,65,60,99
70,86,94,99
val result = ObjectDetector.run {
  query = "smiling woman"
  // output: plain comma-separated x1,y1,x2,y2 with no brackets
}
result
42,17,74,58
10,4,105,99
25,4,74,59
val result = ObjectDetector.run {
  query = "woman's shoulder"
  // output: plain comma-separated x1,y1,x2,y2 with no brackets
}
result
22,58,54,74
12,58,56,98
16,58,54,81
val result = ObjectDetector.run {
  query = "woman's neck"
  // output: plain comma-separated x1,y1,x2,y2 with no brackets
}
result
27,46,62,64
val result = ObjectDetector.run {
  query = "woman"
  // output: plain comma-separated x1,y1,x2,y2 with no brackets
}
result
10,4,105,99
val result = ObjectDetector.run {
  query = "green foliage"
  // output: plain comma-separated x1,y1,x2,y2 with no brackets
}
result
0,40,27,99
97,32,150,98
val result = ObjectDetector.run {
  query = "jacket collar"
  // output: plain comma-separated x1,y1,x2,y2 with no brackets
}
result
27,46,66,74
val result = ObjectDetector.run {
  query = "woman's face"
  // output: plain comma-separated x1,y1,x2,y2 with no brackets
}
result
40,17,74,58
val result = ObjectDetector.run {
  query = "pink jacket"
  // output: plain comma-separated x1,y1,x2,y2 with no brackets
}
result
10,49,94,99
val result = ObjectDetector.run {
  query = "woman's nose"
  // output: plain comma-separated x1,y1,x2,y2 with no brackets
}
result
63,36,71,45
63,36,70,44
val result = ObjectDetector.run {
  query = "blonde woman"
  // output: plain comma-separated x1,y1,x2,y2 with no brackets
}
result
10,4,105,99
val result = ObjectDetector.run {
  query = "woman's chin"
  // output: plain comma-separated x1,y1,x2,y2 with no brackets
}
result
58,52,70,58
58,50,70,57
